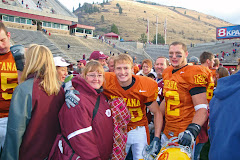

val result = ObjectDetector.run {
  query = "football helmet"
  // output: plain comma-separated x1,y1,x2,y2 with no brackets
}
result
155,137,192,160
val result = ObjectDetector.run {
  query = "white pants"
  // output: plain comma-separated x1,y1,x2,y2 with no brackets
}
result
126,126,148,160
0,117,8,149
161,133,196,158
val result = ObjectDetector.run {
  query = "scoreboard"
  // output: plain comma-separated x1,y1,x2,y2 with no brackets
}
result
216,25,240,40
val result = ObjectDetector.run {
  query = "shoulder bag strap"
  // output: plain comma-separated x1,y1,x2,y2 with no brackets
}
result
92,95,100,121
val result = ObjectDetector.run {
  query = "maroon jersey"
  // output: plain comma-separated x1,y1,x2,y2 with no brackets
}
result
156,78,164,103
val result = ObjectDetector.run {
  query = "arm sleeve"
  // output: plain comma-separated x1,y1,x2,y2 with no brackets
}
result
59,103,101,160
185,66,209,90
1,80,33,160
145,80,158,103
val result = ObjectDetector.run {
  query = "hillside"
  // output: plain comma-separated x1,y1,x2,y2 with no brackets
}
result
74,0,232,45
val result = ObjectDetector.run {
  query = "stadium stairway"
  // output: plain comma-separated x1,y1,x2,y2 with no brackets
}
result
47,34,93,60
47,34,130,60
17,0,41,11
8,28,75,64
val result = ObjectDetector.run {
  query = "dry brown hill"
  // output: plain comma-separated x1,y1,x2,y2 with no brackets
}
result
74,0,232,45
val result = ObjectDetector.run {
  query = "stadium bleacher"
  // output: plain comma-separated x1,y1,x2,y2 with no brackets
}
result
144,40,240,64
8,28,75,63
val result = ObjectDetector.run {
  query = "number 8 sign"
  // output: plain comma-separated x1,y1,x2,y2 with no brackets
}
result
217,28,226,37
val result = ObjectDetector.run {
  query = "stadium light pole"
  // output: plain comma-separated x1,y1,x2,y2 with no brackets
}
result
147,17,149,44
156,16,158,45
164,17,167,45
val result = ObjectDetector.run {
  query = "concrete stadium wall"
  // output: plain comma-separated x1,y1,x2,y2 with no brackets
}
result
42,27,69,35
117,41,143,49
75,32,93,38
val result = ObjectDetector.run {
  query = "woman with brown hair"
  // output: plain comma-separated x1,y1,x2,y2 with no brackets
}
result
215,67,229,87
136,59,155,77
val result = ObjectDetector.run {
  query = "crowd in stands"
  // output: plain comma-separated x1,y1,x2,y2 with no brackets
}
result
2,21,240,160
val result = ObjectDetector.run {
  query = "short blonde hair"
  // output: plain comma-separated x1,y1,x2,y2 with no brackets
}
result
82,60,104,79
21,44,61,95
114,54,133,68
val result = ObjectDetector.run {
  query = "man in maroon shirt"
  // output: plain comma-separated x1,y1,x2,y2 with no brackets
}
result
154,56,169,104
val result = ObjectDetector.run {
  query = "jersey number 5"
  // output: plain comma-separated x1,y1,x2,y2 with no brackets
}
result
1,73,18,100
128,107,143,122
165,91,180,116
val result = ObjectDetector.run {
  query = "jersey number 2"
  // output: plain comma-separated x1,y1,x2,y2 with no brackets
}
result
165,91,180,116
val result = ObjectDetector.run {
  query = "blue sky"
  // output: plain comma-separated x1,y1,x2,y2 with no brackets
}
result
58,0,240,25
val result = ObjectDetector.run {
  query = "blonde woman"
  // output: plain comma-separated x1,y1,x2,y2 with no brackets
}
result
1,44,65,160
58,60,114,159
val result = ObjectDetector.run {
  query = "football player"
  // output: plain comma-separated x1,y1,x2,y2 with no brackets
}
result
159,42,210,158
191,52,215,159
0,22,24,152
103,54,162,160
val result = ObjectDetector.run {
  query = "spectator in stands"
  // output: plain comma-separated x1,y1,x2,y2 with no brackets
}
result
107,56,115,72
73,59,86,75
53,56,70,83
0,22,25,153
89,51,109,72
136,59,154,76
77,59,86,69
1,44,65,160
221,51,225,59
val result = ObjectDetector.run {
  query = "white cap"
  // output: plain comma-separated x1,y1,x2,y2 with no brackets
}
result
53,56,70,67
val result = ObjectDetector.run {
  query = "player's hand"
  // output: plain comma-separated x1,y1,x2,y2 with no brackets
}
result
178,123,201,147
10,45,25,71
143,137,161,158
